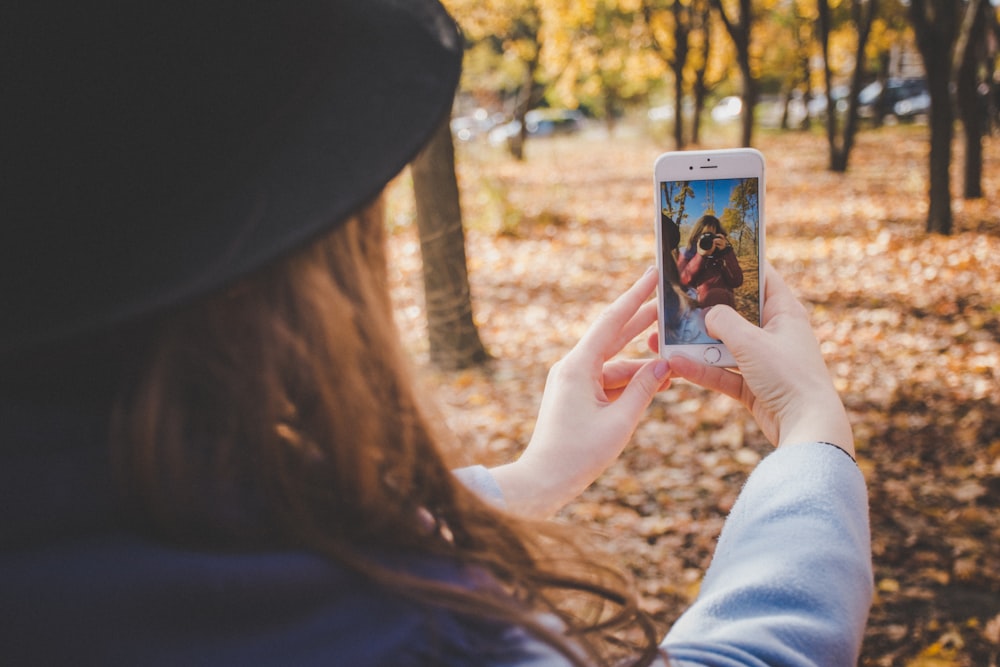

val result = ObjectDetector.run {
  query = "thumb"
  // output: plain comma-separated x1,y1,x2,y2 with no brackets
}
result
703,305,759,354
614,358,670,419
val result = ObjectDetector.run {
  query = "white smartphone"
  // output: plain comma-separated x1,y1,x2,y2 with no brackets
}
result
654,148,765,367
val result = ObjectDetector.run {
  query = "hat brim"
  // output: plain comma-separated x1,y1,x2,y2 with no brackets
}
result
2,1,463,356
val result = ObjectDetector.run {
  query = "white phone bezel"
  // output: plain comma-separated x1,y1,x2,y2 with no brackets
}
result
653,148,766,368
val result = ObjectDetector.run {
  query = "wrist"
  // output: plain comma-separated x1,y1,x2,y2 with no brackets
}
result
490,458,567,520
817,441,857,463
777,398,855,459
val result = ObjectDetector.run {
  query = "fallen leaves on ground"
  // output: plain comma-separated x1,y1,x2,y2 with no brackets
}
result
386,125,1000,666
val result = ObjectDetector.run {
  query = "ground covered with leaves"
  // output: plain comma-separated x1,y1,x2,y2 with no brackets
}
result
386,125,1000,666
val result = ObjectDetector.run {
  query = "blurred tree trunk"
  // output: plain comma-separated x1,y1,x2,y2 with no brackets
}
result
508,53,542,161
908,0,958,235
645,0,713,147
817,0,877,173
506,5,543,161
410,116,490,369
643,0,693,149
987,12,1000,136
671,0,692,149
777,3,814,132
711,0,757,147
954,0,987,199
690,1,713,145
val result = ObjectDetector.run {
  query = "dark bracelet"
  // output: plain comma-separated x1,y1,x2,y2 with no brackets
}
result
818,441,857,464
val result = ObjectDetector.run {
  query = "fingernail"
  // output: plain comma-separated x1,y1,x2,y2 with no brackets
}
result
644,265,656,275
653,359,670,379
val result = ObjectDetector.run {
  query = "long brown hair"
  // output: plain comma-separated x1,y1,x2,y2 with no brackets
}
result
685,214,726,252
111,198,662,666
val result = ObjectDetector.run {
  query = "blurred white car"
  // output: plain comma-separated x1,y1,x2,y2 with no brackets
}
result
711,96,742,123
893,92,930,121
647,104,675,122
487,109,584,145
450,108,501,142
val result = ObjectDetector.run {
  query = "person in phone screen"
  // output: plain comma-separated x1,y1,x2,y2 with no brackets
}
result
659,213,713,345
677,214,744,309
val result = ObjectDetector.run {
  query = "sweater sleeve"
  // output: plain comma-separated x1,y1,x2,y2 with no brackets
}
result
453,465,506,508
718,248,743,288
661,442,873,667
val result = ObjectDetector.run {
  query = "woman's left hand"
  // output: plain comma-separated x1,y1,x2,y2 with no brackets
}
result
490,267,671,518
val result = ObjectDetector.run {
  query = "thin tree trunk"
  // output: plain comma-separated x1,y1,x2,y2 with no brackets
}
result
410,116,490,369
926,65,955,235
739,62,757,148
819,0,876,173
691,1,712,145
672,0,690,149
909,0,958,235
955,0,986,199
509,59,539,161
672,54,686,149
711,0,756,147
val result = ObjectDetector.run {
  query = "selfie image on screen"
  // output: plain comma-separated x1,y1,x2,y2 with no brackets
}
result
659,177,760,344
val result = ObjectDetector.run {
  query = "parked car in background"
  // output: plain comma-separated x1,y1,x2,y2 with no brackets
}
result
858,78,928,121
647,104,675,123
803,85,850,119
710,96,743,123
487,109,584,145
450,108,502,142
776,87,848,127
892,91,931,122
647,98,696,126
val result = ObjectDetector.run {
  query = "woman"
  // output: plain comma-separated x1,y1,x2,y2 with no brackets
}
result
1,2,871,665
677,215,744,309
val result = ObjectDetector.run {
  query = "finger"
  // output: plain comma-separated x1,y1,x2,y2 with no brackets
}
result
646,331,659,355
577,268,658,356
668,355,746,402
611,358,671,418
609,299,659,355
759,261,807,325
703,305,758,352
608,374,670,401
602,358,649,390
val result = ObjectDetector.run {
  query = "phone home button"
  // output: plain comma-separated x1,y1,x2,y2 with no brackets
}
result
703,346,722,364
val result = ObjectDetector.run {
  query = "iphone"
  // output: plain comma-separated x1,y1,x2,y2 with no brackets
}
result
654,148,765,367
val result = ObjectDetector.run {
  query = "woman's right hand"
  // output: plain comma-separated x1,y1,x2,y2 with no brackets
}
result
665,262,855,457
490,267,671,519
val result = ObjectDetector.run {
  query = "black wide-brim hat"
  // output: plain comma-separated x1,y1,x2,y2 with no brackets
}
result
1,1,463,358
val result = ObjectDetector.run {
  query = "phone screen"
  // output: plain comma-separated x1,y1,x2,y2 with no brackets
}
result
658,175,761,346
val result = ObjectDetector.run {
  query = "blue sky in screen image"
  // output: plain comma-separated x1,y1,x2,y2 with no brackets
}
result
662,177,758,238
